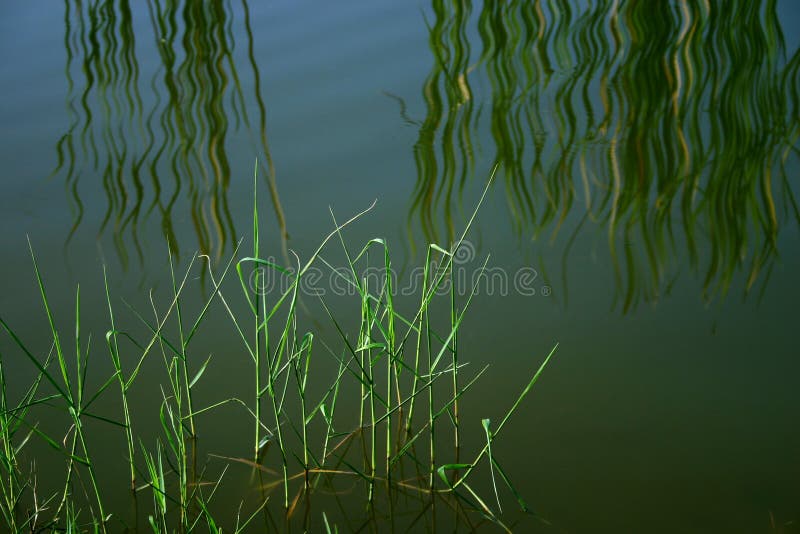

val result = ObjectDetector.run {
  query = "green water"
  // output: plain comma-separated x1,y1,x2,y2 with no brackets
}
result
1,1,799,531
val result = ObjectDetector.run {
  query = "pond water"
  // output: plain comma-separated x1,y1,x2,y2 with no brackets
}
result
1,1,799,532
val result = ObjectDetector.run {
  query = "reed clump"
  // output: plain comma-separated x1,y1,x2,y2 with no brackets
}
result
0,165,556,532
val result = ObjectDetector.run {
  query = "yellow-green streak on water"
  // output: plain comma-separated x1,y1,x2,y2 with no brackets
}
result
404,0,800,310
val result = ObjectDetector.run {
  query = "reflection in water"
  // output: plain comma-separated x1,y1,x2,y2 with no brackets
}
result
52,0,287,268
406,0,800,310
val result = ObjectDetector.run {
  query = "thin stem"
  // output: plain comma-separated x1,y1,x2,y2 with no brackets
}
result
450,267,460,453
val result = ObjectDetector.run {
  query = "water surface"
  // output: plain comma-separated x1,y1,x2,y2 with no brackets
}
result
1,1,799,532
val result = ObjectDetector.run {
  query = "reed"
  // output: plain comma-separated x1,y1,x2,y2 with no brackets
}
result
0,165,556,532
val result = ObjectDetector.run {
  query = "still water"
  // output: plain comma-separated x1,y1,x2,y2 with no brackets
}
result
1,1,799,531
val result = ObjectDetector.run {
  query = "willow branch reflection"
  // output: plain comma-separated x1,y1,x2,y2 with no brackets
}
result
52,0,288,269
405,0,800,310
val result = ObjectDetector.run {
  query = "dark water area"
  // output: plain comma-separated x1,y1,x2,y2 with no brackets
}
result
1,1,799,532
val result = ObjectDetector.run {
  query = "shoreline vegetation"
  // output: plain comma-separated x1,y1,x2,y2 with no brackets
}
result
0,165,557,532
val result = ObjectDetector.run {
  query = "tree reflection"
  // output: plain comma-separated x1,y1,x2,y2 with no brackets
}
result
405,0,800,310
52,0,288,268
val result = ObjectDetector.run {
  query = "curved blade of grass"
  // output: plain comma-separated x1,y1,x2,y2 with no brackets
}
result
453,343,558,490
481,418,501,513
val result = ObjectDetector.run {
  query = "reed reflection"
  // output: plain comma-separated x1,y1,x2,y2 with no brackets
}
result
406,0,800,310
52,0,287,268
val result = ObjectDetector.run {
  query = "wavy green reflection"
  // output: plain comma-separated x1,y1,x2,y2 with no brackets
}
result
405,0,800,310
52,0,287,268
